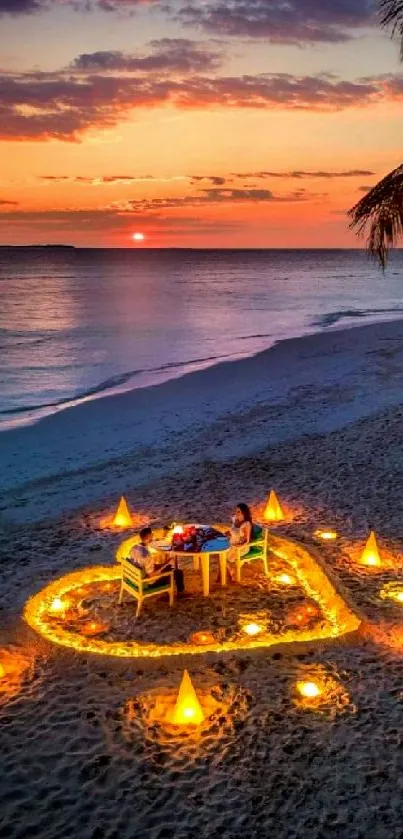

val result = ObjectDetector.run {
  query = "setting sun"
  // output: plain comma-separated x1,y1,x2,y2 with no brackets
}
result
132,232,145,242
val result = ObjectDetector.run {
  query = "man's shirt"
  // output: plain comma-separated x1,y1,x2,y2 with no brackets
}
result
128,543,154,576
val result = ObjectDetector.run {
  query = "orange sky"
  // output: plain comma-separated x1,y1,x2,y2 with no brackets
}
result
1,0,403,247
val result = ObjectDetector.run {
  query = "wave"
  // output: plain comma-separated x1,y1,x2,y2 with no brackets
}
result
0,352,232,418
312,307,403,329
0,332,54,352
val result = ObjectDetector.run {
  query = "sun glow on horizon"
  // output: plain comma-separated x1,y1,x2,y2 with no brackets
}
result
132,232,145,243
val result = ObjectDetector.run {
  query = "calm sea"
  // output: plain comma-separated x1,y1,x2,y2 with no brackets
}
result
1,247,403,431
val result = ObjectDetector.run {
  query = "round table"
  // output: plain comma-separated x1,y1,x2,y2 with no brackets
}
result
150,532,230,597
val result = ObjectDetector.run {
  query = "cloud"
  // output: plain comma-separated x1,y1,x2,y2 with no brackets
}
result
177,0,375,45
70,39,223,75
0,198,19,204
189,175,227,186
92,0,158,10
0,0,376,52
0,65,401,142
39,174,187,185
0,0,155,14
38,170,373,187
232,169,376,179
110,186,320,212
0,0,46,13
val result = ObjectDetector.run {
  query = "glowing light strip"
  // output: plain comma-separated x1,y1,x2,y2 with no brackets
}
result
23,535,361,659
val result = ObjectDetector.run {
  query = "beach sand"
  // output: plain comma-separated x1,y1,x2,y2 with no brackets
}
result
2,320,403,838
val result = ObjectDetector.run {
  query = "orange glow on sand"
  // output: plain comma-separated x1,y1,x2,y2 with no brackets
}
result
81,620,110,637
360,531,381,567
368,621,403,653
171,670,205,726
263,490,284,522
0,647,35,702
379,583,403,605
294,666,355,716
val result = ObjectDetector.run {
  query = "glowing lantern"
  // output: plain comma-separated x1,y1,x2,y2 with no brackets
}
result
171,670,205,726
113,496,133,528
82,620,109,637
264,490,284,523
297,680,321,698
242,622,265,636
49,597,65,615
275,573,296,585
396,592,403,603
189,631,215,646
173,525,184,535
0,662,4,679
360,531,381,567
315,530,338,541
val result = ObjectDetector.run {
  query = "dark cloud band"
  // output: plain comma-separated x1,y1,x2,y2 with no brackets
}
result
0,0,376,48
177,0,375,44
0,64,400,141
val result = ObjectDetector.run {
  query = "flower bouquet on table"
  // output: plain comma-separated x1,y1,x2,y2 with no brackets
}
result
171,524,225,552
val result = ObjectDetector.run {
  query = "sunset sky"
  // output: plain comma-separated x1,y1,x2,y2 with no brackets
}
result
1,0,403,247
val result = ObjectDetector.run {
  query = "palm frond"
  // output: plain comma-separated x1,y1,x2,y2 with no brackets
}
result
348,164,403,268
379,1,403,58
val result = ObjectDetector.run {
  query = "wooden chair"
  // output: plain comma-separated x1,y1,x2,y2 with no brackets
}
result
236,527,269,583
118,559,174,618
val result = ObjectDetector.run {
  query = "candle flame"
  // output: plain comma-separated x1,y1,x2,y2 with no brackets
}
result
173,525,184,535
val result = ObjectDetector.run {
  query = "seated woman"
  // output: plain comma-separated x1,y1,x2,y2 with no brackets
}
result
129,527,185,594
220,503,254,582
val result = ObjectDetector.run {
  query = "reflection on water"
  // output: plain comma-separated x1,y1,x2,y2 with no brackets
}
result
1,247,403,429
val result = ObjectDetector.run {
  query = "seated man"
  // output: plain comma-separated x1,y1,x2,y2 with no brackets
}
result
129,526,185,594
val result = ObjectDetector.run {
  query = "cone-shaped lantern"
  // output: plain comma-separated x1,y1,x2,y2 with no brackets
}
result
171,670,205,726
113,496,132,528
264,490,284,522
360,531,381,567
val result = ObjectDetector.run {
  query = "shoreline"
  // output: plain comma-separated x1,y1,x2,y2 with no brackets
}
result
2,312,402,434
2,317,403,524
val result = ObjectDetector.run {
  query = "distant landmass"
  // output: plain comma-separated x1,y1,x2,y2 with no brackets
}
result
0,244,76,249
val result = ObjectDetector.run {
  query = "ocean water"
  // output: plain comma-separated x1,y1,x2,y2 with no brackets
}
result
1,247,403,431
